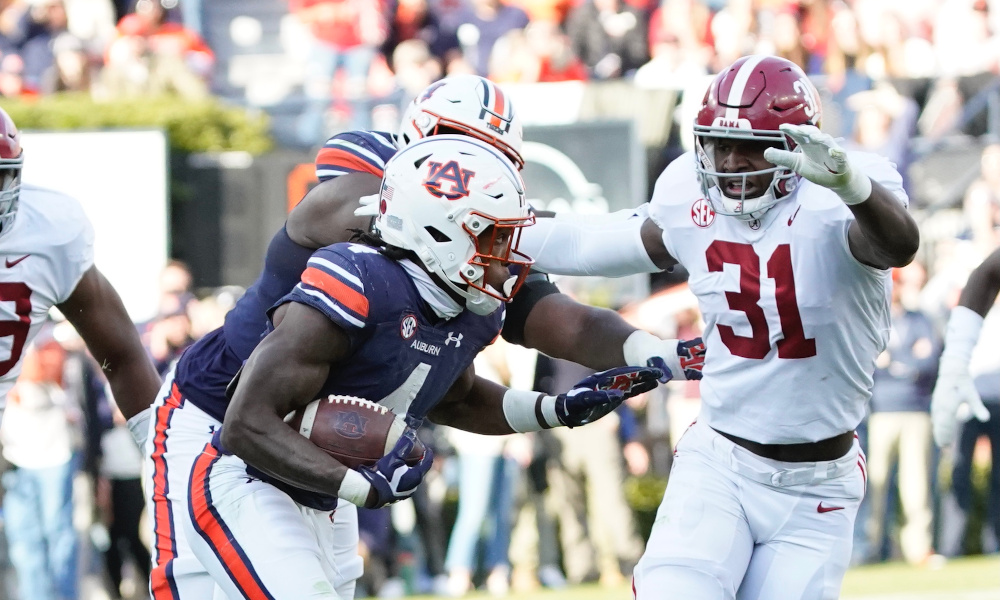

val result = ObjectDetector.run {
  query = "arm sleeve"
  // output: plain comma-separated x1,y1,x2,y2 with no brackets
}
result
517,206,660,277
501,272,560,346
55,198,96,304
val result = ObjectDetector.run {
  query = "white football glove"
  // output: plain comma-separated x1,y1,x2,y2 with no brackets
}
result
354,193,380,218
762,124,872,205
932,355,990,447
931,306,991,447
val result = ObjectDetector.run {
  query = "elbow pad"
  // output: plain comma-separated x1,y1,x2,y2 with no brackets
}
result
518,207,660,277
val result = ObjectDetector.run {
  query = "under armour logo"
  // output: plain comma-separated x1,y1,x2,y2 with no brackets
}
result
445,332,463,347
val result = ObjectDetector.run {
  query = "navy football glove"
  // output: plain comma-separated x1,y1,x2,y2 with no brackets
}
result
646,338,705,382
358,429,434,509
555,366,664,428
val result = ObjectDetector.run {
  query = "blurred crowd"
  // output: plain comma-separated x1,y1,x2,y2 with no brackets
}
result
0,0,998,145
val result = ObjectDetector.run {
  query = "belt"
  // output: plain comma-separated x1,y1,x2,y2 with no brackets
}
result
714,428,855,463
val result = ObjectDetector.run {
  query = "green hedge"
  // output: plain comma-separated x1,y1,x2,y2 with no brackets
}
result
0,94,273,155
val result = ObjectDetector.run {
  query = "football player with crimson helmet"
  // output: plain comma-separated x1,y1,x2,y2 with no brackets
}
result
515,55,920,599
143,74,702,599
0,106,159,434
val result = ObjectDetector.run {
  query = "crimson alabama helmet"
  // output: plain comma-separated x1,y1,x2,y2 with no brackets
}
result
0,107,22,234
397,75,525,170
694,55,821,220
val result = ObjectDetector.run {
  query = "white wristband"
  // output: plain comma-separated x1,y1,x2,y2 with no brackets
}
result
622,330,685,380
126,406,153,449
836,170,873,205
502,389,560,432
942,305,985,364
338,469,372,507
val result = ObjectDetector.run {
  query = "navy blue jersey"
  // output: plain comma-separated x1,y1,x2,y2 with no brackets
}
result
274,243,503,419
245,243,503,509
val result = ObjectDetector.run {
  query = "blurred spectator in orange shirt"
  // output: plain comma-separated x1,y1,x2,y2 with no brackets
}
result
527,21,587,82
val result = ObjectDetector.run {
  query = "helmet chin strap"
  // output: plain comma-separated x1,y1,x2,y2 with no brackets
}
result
466,287,502,315
467,274,518,316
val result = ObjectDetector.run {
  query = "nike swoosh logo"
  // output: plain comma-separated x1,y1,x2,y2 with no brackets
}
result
787,205,802,226
817,502,845,513
5,254,29,268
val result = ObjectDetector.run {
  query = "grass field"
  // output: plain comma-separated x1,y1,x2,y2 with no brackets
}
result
401,555,1000,600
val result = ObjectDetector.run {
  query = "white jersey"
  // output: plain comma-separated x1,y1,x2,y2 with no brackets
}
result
649,151,907,443
0,184,94,406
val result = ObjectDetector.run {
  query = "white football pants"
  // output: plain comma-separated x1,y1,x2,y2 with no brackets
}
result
185,441,363,599
633,420,867,600
144,372,221,599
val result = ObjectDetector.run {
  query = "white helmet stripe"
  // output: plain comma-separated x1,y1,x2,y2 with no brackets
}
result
724,54,766,124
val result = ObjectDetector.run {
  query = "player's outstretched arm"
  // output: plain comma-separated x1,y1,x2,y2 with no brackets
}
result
763,124,919,269
286,172,381,249
931,247,1000,447
57,266,162,440
428,364,664,434
513,208,677,277
518,291,705,378
222,302,361,499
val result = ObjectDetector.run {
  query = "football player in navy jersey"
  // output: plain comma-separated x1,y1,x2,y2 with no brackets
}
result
186,137,664,599
143,74,702,599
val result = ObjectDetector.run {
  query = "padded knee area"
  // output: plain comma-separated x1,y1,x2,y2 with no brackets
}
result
634,562,731,600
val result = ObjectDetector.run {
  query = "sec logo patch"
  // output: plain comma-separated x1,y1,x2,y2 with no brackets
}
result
400,314,418,339
691,198,715,228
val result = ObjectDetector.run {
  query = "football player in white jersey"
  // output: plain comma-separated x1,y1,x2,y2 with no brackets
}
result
515,55,920,600
931,246,1000,447
0,106,160,444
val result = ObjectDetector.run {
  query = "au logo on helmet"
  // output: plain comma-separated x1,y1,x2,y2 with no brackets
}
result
423,160,476,200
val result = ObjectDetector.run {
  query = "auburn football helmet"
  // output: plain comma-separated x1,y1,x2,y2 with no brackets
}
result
694,55,821,220
397,75,525,170
376,135,534,315
0,107,23,234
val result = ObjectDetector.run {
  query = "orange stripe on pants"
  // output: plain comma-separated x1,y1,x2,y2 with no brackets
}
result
189,444,275,600
150,383,184,600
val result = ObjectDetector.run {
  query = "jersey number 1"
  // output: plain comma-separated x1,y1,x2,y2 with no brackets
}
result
707,241,816,360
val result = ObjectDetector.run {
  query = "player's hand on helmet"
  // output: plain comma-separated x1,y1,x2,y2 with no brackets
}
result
354,193,380,218
357,428,434,509
762,124,872,205
555,366,663,428
931,355,991,447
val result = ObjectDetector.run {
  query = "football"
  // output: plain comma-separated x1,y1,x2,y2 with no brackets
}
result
285,395,425,470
